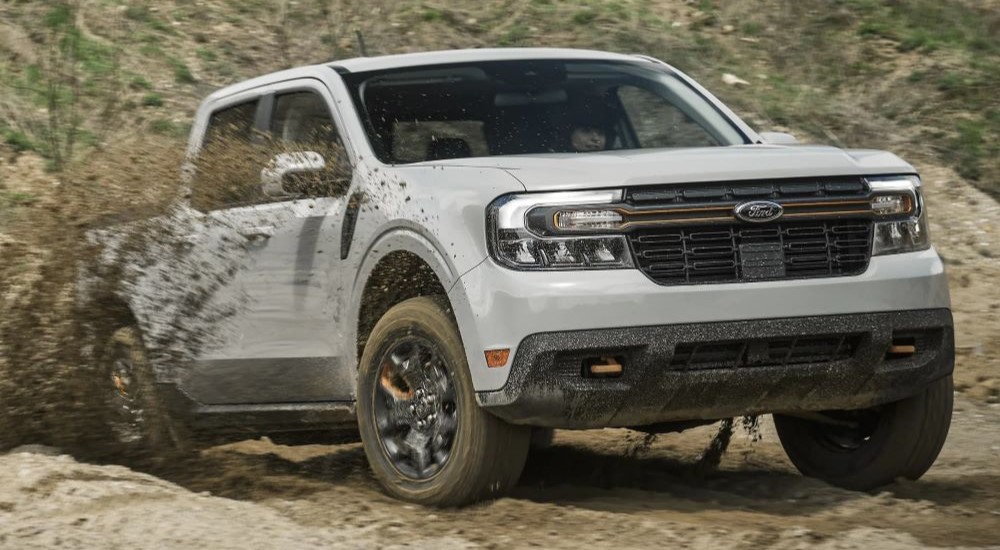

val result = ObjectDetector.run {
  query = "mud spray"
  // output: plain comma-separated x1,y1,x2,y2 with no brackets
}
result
1,136,178,454
695,416,762,472
0,133,349,461
622,415,762,473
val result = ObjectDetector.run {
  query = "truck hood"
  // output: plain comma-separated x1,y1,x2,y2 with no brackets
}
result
424,145,916,191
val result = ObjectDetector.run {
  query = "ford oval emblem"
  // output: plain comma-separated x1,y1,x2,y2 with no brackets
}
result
734,200,784,223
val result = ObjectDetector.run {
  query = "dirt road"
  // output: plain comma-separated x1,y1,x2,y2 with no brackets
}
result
2,394,997,549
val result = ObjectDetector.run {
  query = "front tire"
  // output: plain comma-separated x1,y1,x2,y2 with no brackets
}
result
774,375,953,490
357,296,530,506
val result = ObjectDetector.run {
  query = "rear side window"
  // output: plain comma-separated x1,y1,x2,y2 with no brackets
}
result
203,100,258,146
193,99,262,210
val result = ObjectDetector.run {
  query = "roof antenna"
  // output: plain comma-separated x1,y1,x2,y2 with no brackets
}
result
355,29,369,57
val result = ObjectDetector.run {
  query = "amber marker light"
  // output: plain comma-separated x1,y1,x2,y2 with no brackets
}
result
485,349,510,368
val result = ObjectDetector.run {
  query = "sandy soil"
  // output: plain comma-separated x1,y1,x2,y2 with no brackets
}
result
2,395,998,549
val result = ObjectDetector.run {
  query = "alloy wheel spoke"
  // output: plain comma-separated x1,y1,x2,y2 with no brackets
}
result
435,411,457,436
378,393,413,434
405,430,432,472
382,437,407,461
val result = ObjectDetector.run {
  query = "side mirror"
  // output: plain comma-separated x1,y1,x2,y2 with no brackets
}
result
758,131,799,145
260,151,325,196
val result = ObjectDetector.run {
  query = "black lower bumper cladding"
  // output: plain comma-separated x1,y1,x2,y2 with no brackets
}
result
477,309,954,429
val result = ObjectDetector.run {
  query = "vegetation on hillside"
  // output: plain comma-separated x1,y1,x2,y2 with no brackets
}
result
0,0,996,196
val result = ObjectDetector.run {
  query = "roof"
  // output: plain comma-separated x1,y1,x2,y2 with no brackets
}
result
203,48,657,103
330,47,650,73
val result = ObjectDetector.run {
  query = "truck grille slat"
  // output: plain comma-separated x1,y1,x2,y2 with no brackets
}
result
630,219,872,285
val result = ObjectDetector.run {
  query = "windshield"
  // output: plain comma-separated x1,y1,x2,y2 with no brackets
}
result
341,59,748,164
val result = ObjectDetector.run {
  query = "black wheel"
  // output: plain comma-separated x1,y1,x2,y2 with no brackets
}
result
774,375,953,490
357,296,530,506
102,327,191,460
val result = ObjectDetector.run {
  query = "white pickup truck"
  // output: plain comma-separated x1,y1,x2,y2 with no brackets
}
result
85,48,954,506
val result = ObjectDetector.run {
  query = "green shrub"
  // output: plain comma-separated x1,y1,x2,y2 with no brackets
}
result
421,7,442,22
195,47,217,62
572,10,597,25
142,93,164,107
168,58,196,84
951,119,985,182
129,75,153,90
498,25,530,46
149,119,188,137
1,126,35,152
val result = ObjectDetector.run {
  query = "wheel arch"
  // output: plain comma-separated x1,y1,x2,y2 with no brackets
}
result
349,227,475,376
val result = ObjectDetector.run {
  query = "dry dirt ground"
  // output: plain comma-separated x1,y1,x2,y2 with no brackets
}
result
1,395,998,549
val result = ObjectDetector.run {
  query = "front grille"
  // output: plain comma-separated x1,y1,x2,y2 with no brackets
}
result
670,334,860,370
624,178,875,285
629,219,873,285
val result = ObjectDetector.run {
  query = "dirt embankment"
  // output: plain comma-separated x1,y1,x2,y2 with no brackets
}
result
918,162,1000,403
2,395,998,549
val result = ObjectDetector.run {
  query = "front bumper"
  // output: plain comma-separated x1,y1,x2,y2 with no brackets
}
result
450,247,950,392
477,309,953,428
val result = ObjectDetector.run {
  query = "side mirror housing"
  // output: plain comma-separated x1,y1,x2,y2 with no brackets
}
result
260,151,325,196
758,131,799,145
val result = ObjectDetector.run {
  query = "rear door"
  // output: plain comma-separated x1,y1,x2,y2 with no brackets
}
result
180,80,356,405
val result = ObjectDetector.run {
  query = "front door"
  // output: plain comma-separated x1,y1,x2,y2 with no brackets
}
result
179,82,355,405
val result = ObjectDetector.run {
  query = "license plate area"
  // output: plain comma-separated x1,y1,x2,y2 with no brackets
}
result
740,242,785,280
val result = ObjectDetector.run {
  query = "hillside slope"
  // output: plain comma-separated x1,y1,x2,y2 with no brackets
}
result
0,0,996,192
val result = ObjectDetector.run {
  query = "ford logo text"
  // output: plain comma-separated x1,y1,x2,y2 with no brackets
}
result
734,200,784,223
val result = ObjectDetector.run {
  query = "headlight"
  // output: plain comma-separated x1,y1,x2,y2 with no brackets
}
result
487,190,633,270
868,175,931,256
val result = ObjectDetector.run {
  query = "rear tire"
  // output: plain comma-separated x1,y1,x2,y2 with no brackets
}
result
530,428,555,450
774,375,953,490
101,327,192,462
357,296,530,506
